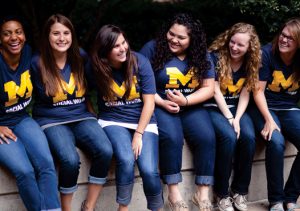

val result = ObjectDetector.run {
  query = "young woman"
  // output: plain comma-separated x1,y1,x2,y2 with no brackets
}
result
0,16,61,211
140,13,216,211
90,24,163,211
30,14,113,211
249,18,300,211
206,23,261,211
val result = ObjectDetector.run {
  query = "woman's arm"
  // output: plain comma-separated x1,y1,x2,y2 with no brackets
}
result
232,87,250,138
166,78,215,106
214,81,234,121
132,94,155,159
253,81,280,140
155,93,180,113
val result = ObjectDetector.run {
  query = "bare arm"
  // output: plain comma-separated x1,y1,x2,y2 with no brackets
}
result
155,93,180,113
132,94,155,159
166,78,215,106
214,81,234,120
253,81,280,140
232,87,250,138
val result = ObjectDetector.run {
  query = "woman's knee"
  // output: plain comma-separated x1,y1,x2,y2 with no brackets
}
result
14,165,36,182
60,152,80,171
93,142,113,162
268,132,285,152
160,131,183,149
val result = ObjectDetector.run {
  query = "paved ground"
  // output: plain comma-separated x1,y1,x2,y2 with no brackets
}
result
247,200,269,211
190,199,269,211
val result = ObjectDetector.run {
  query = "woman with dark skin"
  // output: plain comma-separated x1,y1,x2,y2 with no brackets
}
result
0,16,61,211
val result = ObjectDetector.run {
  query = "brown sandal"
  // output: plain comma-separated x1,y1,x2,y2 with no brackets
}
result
192,193,213,211
168,198,189,211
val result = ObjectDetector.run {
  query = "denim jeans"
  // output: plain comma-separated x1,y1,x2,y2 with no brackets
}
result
0,117,60,211
248,106,300,204
155,106,216,185
207,107,256,197
44,119,113,194
103,125,163,211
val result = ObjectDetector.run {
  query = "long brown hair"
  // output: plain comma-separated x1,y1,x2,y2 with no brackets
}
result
272,17,300,82
91,24,137,101
209,22,261,91
39,14,85,97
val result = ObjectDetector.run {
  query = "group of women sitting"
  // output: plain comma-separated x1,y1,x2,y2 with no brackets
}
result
0,12,299,211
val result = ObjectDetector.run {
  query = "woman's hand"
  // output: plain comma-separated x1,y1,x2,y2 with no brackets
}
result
166,89,187,106
132,132,143,160
261,120,280,141
0,126,17,144
161,99,180,113
232,118,241,139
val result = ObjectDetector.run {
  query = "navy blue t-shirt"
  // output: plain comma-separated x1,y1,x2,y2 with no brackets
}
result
140,40,215,100
0,44,32,126
205,52,246,107
31,50,95,128
91,52,156,124
260,43,300,110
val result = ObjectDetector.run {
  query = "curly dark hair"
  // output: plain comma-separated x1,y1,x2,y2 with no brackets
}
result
152,13,210,86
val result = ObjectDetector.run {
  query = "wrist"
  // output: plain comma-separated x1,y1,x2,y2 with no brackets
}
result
184,96,189,106
135,130,144,135
226,116,234,120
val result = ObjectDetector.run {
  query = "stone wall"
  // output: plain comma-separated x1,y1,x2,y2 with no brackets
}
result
0,140,297,211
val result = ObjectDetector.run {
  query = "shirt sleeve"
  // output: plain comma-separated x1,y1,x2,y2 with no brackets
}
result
135,52,156,94
139,40,156,61
203,52,216,79
259,44,273,81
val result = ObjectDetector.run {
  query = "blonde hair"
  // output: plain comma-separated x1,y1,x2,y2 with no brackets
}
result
209,23,261,91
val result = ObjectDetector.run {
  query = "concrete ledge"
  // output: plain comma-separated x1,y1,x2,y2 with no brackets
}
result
0,140,297,210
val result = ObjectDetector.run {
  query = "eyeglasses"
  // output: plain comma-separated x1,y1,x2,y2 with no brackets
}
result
279,32,295,43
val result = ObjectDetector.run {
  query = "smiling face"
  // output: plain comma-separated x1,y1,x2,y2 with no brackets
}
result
108,33,128,68
278,26,298,55
49,22,72,55
166,23,190,59
0,20,26,57
229,32,250,62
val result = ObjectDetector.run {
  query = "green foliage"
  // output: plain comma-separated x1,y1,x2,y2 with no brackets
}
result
7,0,300,50
230,0,300,43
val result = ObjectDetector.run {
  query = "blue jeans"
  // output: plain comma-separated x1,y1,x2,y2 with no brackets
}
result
155,106,216,185
0,117,60,211
103,126,163,211
248,106,300,204
207,107,256,197
44,119,113,194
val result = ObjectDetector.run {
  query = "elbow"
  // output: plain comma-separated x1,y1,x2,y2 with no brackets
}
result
209,87,215,98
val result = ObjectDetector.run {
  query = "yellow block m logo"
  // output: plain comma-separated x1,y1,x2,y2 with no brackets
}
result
221,78,245,96
53,73,85,103
111,76,139,100
4,70,33,107
165,67,199,89
268,71,299,92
